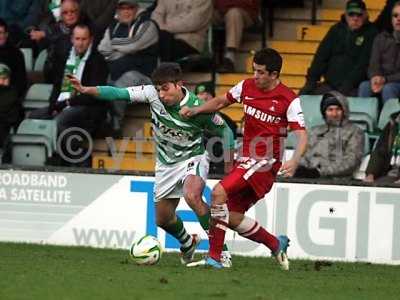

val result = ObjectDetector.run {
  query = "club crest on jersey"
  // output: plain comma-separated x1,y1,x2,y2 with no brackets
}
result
212,114,224,125
159,107,167,115
244,104,281,123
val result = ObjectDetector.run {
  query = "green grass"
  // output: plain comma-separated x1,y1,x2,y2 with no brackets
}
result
1,242,399,300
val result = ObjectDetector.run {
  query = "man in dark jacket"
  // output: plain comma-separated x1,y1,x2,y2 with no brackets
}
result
358,2,400,104
0,19,27,98
363,110,400,184
29,23,108,146
299,0,378,96
0,63,21,148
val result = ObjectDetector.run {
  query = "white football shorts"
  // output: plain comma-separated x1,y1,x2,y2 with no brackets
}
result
153,153,210,201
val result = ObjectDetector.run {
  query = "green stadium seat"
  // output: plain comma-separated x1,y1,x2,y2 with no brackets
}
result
10,119,57,166
349,112,374,133
378,98,400,130
299,95,324,128
33,49,48,72
347,97,379,132
23,83,53,110
20,48,33,72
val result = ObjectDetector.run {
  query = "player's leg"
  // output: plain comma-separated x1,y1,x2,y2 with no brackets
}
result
182,174,232,267
155,198,200,264
226,174,290,270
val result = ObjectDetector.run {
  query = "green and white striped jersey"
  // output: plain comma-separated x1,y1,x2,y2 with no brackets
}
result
97,85,234,165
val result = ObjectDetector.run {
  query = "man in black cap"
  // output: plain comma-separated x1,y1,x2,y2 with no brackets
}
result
299,0,378,96
294,91,365,178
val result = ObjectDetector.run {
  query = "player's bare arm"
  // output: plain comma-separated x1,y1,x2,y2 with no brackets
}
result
180,95,231,118
68,75,99,96
280,129,307,177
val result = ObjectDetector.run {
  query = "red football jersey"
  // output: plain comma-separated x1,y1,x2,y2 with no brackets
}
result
227,79,305,161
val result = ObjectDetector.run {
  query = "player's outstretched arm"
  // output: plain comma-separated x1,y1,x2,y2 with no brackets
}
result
180,95,231,118
69,75,131,102
280,129,307,177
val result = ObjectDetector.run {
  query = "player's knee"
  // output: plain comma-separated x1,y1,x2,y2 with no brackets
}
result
211,184,227,204
184,191,201,205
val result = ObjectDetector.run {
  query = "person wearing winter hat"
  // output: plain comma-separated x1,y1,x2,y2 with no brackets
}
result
294,91,365,178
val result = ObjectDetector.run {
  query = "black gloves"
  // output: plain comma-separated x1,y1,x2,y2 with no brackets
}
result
294,166,321,178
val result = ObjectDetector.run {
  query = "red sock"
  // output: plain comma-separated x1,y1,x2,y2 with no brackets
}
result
236,216,279,253
208,220,227,261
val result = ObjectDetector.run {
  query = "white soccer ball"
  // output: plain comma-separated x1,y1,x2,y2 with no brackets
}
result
129,235,162,265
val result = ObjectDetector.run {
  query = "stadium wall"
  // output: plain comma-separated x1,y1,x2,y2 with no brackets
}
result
0,169,399,265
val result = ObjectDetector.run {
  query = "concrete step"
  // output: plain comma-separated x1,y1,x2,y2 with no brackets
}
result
269,40,319,54
296,24,331,41
92,152,155,172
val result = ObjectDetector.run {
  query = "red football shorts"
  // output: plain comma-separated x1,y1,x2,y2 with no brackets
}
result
220,158,281,213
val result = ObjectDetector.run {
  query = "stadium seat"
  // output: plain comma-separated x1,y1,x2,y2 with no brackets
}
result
378,98,400,130
10,119,57,166
347,97,379,132
299,95,324,128
20,48,33,72
33,49,48,72
23,83,53,110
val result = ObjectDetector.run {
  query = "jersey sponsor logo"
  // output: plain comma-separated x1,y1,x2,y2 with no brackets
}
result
243,104,282,123
154,120,192,141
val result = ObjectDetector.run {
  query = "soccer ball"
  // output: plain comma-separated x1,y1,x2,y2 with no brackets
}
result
129,235,162,265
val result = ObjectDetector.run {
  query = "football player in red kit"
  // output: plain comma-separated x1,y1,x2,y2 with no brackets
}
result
180,48,307,270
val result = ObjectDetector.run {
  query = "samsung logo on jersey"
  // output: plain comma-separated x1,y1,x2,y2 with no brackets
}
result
244,104,281,123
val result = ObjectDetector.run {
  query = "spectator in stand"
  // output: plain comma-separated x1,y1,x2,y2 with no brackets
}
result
98,0,159,135
0,64,21,148
98,0,158,84
151,0,212,62
299,0,378,96
294,91,364,178
0,0,42,46
214,0,260,73
0,19,28,99
80,0,118,38
363,110,400,184
358,2,400,104
29,23,108,163
29,0,85,83
374,0,397,32
194,82,237,174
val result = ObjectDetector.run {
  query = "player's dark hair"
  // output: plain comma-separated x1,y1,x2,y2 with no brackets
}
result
151,63,183,86
0,18,8,32
253,48,283,74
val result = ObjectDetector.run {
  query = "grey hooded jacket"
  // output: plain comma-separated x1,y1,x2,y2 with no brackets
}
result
300,91,365,176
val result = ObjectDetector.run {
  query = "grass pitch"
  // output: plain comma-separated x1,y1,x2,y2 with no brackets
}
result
1,242,399,300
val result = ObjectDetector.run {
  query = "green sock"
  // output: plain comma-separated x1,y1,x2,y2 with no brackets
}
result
197,212,228,251
163,216,192,249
